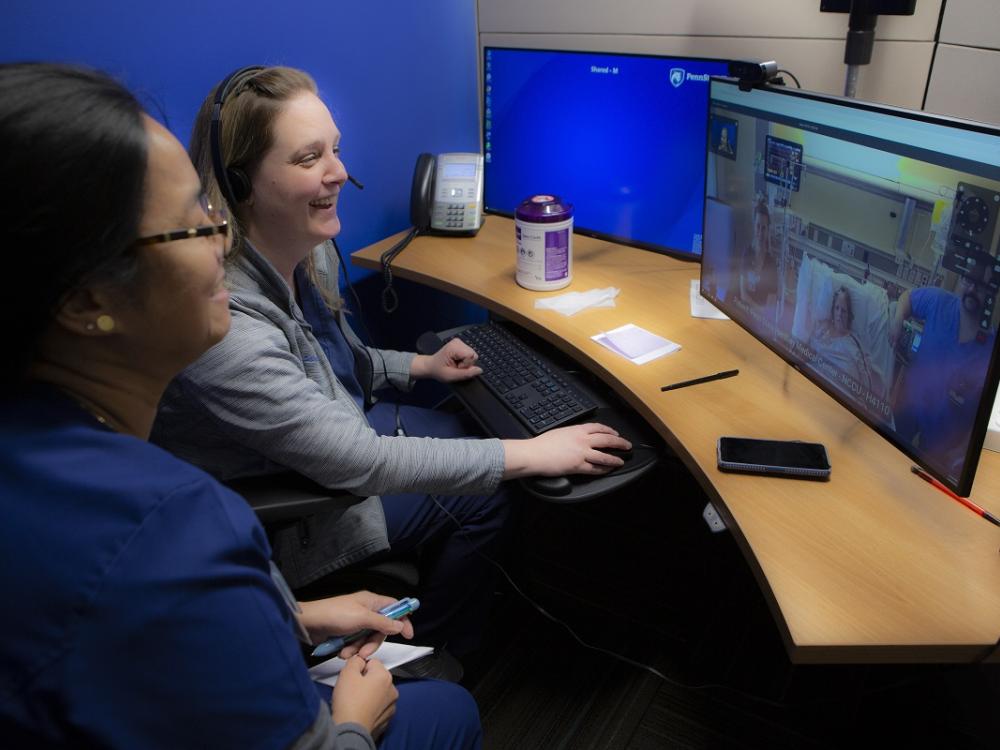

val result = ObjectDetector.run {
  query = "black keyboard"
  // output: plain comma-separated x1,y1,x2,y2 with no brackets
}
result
451,323,597,435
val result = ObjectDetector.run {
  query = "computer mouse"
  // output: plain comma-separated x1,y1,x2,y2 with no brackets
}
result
600,447,634,463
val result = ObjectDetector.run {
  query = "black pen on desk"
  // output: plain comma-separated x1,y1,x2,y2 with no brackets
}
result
911,466,1000,528
660,369,739,392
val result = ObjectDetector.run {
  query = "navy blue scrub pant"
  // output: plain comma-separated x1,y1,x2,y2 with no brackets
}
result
364,401,514,658
314,678,482,749
381,679,482,749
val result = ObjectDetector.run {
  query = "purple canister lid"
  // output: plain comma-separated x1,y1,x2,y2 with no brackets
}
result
515,194,573,223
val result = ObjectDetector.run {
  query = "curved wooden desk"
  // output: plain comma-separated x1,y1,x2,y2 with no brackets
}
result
354,217,1000,663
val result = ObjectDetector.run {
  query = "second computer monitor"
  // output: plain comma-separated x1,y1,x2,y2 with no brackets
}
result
700,78,1000,496
483,47,729,260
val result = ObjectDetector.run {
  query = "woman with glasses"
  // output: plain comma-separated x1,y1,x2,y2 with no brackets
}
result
0,62,480,749
151,66,631,661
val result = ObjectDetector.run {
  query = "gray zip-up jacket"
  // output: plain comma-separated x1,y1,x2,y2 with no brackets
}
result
152,241,505,587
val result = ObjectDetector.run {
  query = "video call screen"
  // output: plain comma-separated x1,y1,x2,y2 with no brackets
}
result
483,47,729,260
700,78,1000,495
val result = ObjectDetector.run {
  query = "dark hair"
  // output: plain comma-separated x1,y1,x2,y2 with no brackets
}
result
0,63,147,384
831,285,854,328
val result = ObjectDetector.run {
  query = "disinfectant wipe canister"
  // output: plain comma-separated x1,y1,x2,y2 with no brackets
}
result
515,194,573,291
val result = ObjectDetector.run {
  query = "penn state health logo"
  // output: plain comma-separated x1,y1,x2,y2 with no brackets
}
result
669,67,685,88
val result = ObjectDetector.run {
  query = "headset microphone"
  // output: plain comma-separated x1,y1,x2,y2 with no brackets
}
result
347,174,364,190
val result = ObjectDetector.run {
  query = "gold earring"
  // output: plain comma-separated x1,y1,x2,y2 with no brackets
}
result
96,315,116,333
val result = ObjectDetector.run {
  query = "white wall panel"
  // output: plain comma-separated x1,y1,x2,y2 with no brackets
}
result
925,44,1000,124
939,0,1000,50
480,33,933,109
478,0,941,40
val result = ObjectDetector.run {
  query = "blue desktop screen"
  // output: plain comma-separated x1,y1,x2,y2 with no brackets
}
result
484,47,729,259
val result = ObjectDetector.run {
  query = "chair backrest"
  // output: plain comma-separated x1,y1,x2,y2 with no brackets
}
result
224,472,420,596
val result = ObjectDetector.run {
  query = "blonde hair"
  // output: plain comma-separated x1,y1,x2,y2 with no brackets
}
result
190,66,343,310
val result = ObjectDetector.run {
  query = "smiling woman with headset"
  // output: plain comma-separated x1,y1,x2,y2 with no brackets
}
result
152,65,630,660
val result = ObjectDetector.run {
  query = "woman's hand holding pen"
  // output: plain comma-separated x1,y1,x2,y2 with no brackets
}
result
298,591,414,659
312,594,406,738
410,337,482,383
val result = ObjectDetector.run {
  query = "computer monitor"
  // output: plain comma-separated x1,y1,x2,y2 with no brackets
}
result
700,78,1000,496
483,47,730,260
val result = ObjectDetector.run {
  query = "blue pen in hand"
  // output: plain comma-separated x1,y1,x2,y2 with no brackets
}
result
311,597,420,658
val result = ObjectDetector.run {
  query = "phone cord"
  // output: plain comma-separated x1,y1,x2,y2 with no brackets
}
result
379,227,419,314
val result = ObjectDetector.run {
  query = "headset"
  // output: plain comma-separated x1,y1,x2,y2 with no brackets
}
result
209,65,265,207
209,64,365,207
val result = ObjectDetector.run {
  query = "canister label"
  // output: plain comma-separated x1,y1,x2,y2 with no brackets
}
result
516,217,573,291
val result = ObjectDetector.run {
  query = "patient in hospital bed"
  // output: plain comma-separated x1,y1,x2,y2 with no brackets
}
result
791,255,895,421
808,286,874,390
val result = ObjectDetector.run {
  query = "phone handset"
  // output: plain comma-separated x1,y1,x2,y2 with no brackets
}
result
381,152,484,313
410,152,435,231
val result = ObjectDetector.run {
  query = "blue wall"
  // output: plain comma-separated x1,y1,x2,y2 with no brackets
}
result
2,0,487,355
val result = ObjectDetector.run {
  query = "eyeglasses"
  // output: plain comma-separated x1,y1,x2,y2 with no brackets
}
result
134,194,229,247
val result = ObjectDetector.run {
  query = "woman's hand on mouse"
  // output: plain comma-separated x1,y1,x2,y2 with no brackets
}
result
501,423,631,479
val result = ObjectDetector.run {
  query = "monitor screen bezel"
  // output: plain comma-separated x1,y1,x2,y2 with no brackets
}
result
700,77,1000,497
482,45,730,263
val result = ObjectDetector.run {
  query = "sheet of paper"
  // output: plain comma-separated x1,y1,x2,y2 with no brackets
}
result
591,323,680,365
309,641,434,687
690,279,729,320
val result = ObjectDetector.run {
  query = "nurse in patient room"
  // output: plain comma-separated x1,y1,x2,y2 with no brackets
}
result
738,200,778,311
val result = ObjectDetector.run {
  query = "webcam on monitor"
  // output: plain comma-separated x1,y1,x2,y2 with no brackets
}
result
728,60,779,91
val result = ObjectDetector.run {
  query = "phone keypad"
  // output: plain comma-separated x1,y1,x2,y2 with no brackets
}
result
435,203,478,229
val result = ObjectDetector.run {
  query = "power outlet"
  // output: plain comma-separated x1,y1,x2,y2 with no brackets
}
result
702,502,728,533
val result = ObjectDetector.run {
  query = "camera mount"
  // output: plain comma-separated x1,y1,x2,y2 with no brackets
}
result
820,0,917,97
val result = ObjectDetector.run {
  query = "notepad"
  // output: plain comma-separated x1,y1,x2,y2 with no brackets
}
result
592,323,680,364
308,641,434,687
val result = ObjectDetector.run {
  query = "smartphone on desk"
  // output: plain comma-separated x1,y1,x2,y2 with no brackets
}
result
717,436,831,480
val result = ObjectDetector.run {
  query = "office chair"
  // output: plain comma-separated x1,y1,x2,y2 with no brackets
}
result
224,472,419,599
